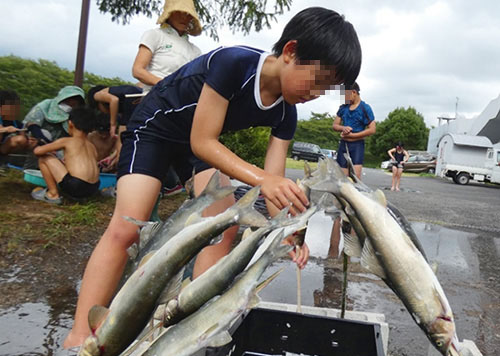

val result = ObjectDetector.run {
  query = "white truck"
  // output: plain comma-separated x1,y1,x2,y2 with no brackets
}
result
436,133,500,185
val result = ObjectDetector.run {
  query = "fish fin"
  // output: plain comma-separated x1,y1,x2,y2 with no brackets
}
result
360,239,387,279
270,206,290,224
138,221,162,249
122,215,152,227
126,243,139,259
255,268,284,294
138,251,155,268
88,305,109,331
370,189,387,208
343,232,362,258
233,186,268,227
430,261,439,274
202,170,237,201
206,330,233,348
247,292,262,309
241,227,253,240
304,161,312,178
157,266,184,305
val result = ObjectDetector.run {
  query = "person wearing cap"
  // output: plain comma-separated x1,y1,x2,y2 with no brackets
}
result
388,141,409,191
332,82,376,178
132,0,202,93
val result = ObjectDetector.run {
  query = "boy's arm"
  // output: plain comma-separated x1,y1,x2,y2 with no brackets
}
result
33,138,67,156
94,88,119,136
191,84,308,213
341,120,376,140
332,115,352,135
403,150,410,162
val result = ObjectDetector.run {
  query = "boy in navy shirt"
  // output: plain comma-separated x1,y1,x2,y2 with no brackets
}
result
64,7,362,349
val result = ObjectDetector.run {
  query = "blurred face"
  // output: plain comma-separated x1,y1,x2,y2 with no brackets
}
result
168,11,194,35
62,96,84,108
0,103,20,120
344,90,357,104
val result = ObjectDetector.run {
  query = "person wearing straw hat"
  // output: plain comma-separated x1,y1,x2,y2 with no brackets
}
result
132,0,202,93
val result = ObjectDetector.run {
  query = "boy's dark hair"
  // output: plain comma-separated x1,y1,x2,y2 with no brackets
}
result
272,7,362,86
95,112,111,133
69,107,96,134
87,85,107,109
395,141,404,148
347,82,360,93
0,90,20,106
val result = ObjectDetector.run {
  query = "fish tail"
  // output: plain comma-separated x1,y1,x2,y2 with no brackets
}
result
202,170,237,201
233,186,269,227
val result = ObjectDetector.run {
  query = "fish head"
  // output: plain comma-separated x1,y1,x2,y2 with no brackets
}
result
427,314,458,355
78,335,101,356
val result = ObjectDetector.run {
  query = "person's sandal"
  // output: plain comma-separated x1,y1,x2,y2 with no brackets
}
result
31,187,62,205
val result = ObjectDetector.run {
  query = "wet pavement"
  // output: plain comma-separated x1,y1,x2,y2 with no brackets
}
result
0,168,499,355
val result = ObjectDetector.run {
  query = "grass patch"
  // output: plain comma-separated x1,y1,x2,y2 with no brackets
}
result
0,168,186,254
285,158,317,171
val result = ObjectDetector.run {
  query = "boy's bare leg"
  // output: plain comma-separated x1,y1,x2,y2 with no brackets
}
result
396,168,403,191
38,155,67,198
328,217,342,258
192,168,238,279
0,134,28,154
63,174,161,349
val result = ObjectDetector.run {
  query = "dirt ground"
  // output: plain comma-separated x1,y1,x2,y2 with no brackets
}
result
0,168,186,310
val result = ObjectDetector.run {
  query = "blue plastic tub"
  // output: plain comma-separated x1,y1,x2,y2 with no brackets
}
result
23,170,117,190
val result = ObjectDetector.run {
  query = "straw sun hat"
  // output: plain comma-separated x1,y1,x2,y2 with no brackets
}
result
157,0,202,36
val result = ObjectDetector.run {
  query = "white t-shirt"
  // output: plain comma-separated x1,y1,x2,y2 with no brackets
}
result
139,26,202,92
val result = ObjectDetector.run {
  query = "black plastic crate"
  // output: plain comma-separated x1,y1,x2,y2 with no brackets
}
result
205,307,384,356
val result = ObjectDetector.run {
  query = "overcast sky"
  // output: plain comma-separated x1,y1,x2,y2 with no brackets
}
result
1,0,499,127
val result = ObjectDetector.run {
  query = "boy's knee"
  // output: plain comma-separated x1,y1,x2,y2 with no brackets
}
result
104,218,140,250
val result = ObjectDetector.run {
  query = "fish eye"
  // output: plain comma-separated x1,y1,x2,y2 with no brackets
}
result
436,341,443,347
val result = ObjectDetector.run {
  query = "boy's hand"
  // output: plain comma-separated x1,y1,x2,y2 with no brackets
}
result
261,176,309,216
341,126,353,135
283,235,310,269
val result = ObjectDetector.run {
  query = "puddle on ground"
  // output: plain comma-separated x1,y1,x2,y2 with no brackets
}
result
0,223,498,355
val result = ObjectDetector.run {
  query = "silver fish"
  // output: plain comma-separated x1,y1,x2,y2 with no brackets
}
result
140,229,293,356
312,159,460,356
161,199,326,327
121,170,236,281
79,186,268,356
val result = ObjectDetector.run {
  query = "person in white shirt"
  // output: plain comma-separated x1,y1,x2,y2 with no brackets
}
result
132,0,202,93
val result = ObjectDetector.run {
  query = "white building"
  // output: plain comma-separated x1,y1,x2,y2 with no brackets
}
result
427,94,500,154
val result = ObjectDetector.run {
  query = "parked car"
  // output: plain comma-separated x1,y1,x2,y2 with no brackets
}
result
384,154,436,173
291,141,324,162
321,148,337,159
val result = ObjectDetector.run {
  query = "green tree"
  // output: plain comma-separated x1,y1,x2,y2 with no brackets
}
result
367,106,429,160
293,112,340,150
220,127,271,168
0,55,131,118
96,0,293,40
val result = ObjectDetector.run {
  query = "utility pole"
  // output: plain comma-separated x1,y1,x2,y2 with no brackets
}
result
455,97,459,119
74,0,91,88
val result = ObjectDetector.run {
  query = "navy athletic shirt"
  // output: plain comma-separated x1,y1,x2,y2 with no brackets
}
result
128,46,298,144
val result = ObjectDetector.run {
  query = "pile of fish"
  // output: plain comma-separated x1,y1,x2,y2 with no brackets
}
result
78,160,463,356
302,156,461,356
78,171,328,356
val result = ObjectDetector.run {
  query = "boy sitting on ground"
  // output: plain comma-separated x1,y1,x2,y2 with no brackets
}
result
31,107,100,204
87,112,118,173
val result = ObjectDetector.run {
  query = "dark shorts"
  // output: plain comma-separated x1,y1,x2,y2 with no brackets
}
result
58,173,100,198
116,130,212,185
336,140,365,168
394,162,404,169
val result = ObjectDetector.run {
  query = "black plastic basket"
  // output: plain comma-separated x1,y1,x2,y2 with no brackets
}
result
205,307,384,356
